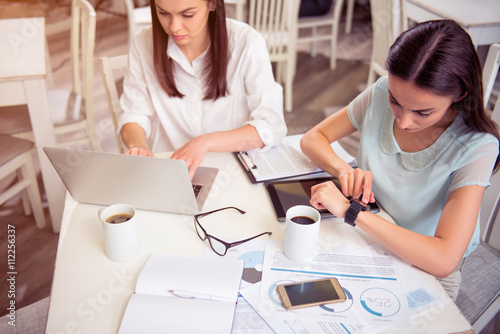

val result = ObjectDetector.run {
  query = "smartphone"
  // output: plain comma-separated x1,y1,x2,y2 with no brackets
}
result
277,277,347,310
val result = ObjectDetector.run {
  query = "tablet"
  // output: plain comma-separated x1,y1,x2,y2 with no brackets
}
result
266,177,380,222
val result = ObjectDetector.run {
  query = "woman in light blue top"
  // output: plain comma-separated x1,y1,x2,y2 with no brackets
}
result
301,20,500,300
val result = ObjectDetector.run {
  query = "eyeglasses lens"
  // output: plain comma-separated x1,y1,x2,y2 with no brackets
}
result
208,237,227,256
194,220,206,240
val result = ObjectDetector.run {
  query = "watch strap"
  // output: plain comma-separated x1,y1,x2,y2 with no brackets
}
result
344,199,368,226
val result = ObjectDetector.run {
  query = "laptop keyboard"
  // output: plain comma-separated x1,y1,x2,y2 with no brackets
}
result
192,184,203,198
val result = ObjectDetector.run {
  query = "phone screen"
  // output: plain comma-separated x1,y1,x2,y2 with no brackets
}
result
284,279,340,306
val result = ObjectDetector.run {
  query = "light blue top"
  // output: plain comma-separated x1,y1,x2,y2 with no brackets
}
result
347,77,499,257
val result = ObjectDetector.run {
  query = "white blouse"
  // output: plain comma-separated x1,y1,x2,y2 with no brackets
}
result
118,18,287,153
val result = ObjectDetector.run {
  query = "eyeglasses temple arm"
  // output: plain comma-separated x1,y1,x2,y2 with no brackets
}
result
227,232,272,247
194,206,246,219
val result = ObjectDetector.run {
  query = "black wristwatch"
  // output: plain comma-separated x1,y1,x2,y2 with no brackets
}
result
344,199,370,226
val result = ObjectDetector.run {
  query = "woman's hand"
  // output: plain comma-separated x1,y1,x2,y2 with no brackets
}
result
121,123,154,157
338,168,375,204
171,126,265,180
171,135,210,179
310,181,351,218
126,146,154,157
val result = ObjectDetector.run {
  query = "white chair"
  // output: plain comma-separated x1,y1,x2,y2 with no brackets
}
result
225,0,246,21
98,54,129,153
124,0,152,46
0,0,101,151
456,176,500,332
247,0,301,112
483,43,500,120
366,0,407,86
296,0,345,70
0,135,46,229
344,0,355,34
455,42,500,333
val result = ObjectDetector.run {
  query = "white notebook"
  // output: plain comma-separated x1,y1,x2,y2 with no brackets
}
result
118,254,244,334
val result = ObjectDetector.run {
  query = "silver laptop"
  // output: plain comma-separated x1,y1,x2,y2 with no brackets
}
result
43,147,218,215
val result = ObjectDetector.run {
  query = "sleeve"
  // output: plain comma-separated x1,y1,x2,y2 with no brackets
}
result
347,81,377,131
117,32,156,138
450,136,499,192
239,33,287,150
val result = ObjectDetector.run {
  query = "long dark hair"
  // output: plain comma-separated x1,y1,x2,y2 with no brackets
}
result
149,0,229,100
386,20,500,172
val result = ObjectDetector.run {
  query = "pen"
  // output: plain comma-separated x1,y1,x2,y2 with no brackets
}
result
168,289,234,302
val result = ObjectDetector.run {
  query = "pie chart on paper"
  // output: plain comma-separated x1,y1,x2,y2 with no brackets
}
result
238,250,265,284
360,287,401,317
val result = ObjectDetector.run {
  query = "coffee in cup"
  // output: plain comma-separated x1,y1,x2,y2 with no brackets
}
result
105,213,133,224
290,215,316,225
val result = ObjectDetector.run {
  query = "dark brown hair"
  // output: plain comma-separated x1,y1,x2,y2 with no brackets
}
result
386,20,500,172
149,0,229,100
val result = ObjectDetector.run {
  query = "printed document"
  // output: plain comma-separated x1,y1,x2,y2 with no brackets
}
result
202,240,448,333
237,134,355,182
240,243,417,332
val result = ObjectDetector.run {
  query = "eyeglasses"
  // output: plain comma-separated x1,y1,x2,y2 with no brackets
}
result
194,207,272,256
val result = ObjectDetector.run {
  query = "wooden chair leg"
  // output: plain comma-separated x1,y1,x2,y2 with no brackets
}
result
345,0,355,34
311,27,318,57
330,23,338,70
285,60,294,112
17,169,32,216
88,128,102,151
19,153,46,229
367,64,375,87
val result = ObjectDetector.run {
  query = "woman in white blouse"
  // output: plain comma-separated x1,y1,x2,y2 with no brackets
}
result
119,0,287,178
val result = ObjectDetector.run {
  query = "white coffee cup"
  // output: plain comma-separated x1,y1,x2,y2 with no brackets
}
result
284,205,321,263
98,204,139,262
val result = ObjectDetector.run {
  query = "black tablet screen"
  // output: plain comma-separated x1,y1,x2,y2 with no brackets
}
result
266,177,379,221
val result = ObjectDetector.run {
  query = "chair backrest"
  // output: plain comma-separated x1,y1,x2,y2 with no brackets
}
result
71,0,97,125
483,43,500,117
99,54,129,153
482,173,500,251
481,43,500,251
247,0,301,62
296,0,345,70
225,0,246,21
367,0,407,85
124,0,152,45
124,0,136,45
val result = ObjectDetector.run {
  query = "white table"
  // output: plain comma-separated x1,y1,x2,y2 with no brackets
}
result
406,0,500,47
46,152,473,333
0,17,65,232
